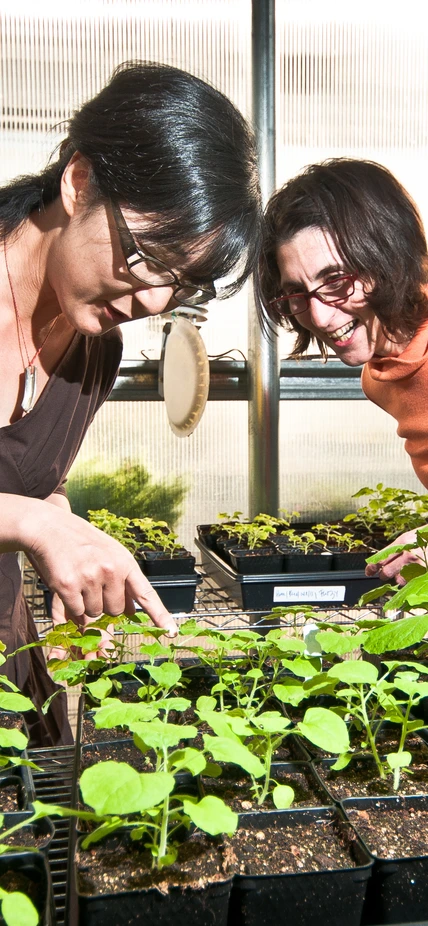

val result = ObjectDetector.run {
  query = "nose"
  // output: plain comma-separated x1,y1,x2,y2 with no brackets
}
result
307,295,336,328
133,284,175,316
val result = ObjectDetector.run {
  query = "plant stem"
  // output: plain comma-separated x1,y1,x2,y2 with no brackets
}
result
359,685,385,779
257,736,273,805
393,698,413,791
156,794,170,867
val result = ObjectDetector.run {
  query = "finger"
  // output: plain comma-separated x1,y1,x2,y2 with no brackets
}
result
48,592,69,660
126,565,178,636
83,624,115,660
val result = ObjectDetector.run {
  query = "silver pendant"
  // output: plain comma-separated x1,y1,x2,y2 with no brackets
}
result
22,364,37,413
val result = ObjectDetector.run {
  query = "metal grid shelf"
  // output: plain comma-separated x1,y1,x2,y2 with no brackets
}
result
28,746,75,926
28,562,383,632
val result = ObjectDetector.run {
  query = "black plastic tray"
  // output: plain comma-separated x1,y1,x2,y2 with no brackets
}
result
195,537,381,609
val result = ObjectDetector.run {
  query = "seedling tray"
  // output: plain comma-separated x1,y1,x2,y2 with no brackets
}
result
195,537,381,610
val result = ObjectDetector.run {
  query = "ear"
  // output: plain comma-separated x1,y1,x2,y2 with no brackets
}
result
60,152,92,217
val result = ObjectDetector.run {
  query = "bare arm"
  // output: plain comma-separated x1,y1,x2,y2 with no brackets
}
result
1,493,177,635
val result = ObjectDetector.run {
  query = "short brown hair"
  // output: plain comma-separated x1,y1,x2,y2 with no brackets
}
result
256,158,428,357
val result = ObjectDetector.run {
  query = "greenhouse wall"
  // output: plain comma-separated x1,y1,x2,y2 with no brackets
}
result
1,0,427,549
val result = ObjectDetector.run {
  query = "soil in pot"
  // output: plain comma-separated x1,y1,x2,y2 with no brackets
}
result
200,762,332,813
343,796,428,926
75,830,233,926
346,800,428,859
80,740,156,774
0,778,26,813
223,812,362,875
0,711,27,734
314,754,428,801
224,808,372,926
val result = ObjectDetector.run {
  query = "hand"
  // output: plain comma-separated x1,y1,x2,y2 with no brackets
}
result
49,594,116,661
23,503,178,637
365,529,422,587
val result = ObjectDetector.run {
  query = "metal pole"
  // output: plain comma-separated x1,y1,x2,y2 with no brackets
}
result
248,0,279,517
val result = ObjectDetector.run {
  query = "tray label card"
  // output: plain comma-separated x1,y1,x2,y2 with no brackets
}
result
273,586,346,603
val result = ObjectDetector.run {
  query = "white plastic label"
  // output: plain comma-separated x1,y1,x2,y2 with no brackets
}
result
273,585,346,603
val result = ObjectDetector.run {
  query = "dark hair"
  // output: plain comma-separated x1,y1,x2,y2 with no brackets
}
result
0,61,262,296
256,158,428,356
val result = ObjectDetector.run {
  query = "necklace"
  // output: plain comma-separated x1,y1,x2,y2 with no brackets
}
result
4,246,60,413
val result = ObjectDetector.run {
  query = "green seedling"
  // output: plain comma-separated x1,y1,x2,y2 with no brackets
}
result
343,483,428,540
197,697,349,807
88,508,140,554
85,698,238,867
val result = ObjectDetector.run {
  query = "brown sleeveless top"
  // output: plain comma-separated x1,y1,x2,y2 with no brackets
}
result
0,328,122,746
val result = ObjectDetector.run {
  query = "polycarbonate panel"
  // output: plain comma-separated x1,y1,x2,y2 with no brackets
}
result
2,0,428,551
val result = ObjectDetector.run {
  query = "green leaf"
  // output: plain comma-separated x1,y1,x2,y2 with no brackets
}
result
169,747,206,776
363,613,428,654
196,711,241,741
330,752,353,771
316,630,367,656
92,700,158,729
382,575,428,611
85,678,113,701
178,619,200,635
1,892,39,926
251,712,291,734
297,707,350,754
146,663,182,687
386,751,412,770
359,584,397,606
103,663,136,677
182,796,238,836
280,658,319,679
0,728,28,750
130,719,197,749
400,564,427,580
0,692,34,713
196,696,217,712
365,544,416,564
79,632,103,654
203,734,265,778
155,698,191,713
269,636,305,654
80,762,174,815
327,660,379,685
273,680,307,707
272,784,294,809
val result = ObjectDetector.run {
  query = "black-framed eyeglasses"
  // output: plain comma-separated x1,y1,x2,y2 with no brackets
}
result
110,200,216,308
269,274,358,317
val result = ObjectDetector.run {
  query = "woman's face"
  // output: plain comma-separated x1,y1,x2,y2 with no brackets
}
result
275,227,408,365
45,182,209,337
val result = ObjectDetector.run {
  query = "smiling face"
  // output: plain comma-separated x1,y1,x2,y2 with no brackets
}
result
276,227,410,365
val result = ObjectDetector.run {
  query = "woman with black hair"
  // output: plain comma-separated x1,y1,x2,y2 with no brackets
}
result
0,61,262,745
257,158,428,590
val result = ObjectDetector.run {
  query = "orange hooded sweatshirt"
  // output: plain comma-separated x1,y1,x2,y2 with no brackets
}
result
361,319,428,489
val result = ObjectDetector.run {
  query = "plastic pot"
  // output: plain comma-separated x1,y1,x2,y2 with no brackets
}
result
228,806,372,926
342,794,428,925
